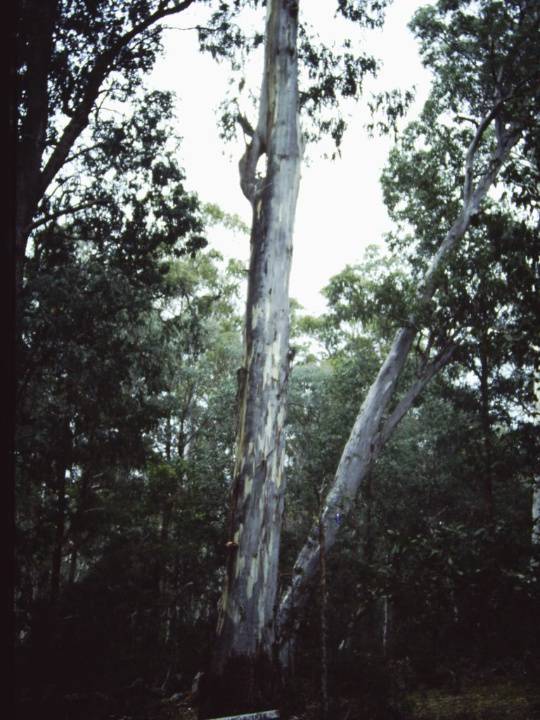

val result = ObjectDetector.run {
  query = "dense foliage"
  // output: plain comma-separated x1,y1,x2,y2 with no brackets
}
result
15,0,211,291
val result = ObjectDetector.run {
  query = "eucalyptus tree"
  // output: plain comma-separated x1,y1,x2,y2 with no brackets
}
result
283,252,538,691
198,1,391,713
204,3,303,711
379,14,539,524
276,0,539,662
379,113,539,523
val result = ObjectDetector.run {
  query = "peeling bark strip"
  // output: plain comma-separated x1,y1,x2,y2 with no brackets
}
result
204,0,302,715
276,114,522,652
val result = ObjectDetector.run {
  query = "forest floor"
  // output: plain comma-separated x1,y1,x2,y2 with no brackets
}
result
407,677,540,720
16,675,540,720
161,677,540,720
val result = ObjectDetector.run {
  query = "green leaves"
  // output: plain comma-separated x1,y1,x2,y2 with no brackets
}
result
410,0,540,124
40,88,205,285
335,0,390,29
297,25,378,149
315,245,415,349
366,88,416,138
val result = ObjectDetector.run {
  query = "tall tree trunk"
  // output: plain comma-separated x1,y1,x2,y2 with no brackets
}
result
50,462,68,606
531,481,540,570
381,595,390,659
153,413,174,595
68,546,78,585
200,1,302,716
363,472,374,566
337,473,376,655
479,335,494,523
531,361,539,569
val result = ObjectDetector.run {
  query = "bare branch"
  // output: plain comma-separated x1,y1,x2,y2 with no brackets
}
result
236,113,255,138
29,199,108,232
456,115,479,127
61,143,103,167
462,102,502,206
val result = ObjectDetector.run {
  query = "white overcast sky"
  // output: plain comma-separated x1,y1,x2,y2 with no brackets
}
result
149,1,433,315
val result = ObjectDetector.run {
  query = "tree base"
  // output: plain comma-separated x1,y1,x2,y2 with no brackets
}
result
198,652,281,719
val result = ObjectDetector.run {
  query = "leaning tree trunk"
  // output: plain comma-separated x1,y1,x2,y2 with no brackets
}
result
200,1,302,716
276,114,521,660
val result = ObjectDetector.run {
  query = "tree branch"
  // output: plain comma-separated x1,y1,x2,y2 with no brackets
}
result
462,102,503,206
29,200,108,232
236,113,255,138
376,342,457,451
456,115,479,127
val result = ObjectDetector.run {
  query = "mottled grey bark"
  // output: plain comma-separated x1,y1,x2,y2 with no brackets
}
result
276,113,522,656
202,1,302,715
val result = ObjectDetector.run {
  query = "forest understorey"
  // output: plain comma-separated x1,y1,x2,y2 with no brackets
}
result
15,670,540,720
